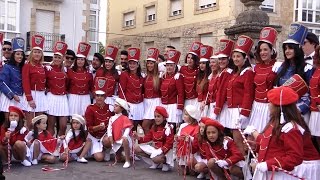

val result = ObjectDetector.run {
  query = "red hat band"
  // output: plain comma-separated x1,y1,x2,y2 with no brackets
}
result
53,41,68,56
234,35,254,55
0,32,3,45
155,106,168,118
200,45,213,62
31,35,45,51
105,45,119,61
77,42,91,58
8,106,25,118
188,42,202,57
259,27,278,46
128,47,141,61
218,39,235,58
166,50,181,64
146,48,160,61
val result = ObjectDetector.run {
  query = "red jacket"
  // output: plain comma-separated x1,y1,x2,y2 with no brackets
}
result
192,137,208,159
180,66,198,100
177,123,199,157
256,123,303,171
310,67,320,111
196,79,209,102
302,131,320,160
207,73,219,104
214,69,233,115
85,103,114,139
144,75,161,98
0,126,28,146
138,125,174,154
205,137,244,166
160,73,185,109
94,69,118,97
30,131,58,154
226,68,255,117
67,68,93,95
253,60,277,103
118,71,144,103
111,115,133,141
22,63,46,101
46,65,68,95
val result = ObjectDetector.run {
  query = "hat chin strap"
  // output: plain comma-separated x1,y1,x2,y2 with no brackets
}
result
280,89,286,124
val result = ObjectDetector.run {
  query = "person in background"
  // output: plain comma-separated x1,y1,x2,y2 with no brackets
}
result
302,32,319,65
64,49,76,69
90,53,104,78
116,50,128,72
1,41,13,65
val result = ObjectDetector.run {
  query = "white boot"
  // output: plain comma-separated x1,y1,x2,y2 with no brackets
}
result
161,164,170,172
104,149,111,162
77,157,88,163
149,162,158,169
123,161,131,168
21,159,32,167
197,172,205,179
32,159,38,165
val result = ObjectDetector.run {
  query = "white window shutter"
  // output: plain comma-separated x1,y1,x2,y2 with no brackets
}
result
36,10,54,33
171,0,182,12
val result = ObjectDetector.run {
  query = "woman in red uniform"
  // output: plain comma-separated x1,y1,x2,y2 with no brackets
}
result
142,48,161,133
21,35,47,129
196,45,212,117
67,42,93,116
180,42,201,107
160,49,184,129
94,45,119,111
118,48,144,131
206,53,220,119
248,27,278,133
46,42,69,136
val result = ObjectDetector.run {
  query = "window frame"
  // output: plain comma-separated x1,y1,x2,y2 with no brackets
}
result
194,0,218,15
0,0,20,40
122,10,136,30
144,2,157,26
168,0,184,21
260,0,276,13
295,0,320,24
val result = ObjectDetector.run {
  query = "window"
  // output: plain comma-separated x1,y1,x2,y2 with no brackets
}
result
170,0,182,16
89,10,99,55
0,0,20,39
309,28,320,40
170,38,181,51
123,11,135,27
295,0,320,24
199,0,216,9
36,10,54,33
200,33,213,46
146,5,156,22
90,0,98,4
260,0,275,12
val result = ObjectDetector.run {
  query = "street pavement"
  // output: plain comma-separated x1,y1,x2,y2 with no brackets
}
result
4,158,195,180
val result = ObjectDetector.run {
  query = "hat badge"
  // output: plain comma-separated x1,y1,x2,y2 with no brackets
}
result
97,78,106,88
147,49,155,56
220,42,227,51
289,25,299,36
56,42,64,51
35,37,43,45
168,51,176,59
237,37,247,46
17,39,24,47
129,49,136,57
107,47,114,55
192,43,200,51
261,29,270,38
200,47,207,56
79,44,87,52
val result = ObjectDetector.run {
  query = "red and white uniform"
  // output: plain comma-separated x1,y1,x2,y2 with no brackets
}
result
118,71,144,120
309,67,320,136
253,123,304,179
85,103,113,155
94,68,118,107
207,73,219,119
195,78,209,117
60,129,86,156
1,126,28,146
107,113,133,153
176,123,199,165
249,60,277,132
143,75,161,119
67,68,93,116
21,62,48,112
46,65,69,116
192,137,209,164
180,66,198,106
138,124,174,166
160,73,184,123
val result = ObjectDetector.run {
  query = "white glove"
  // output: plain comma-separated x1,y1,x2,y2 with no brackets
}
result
243,125,256,136
164,123,172,136
216,160,228,168
256,162,268,172
45,65,52,71
150,148,163,158
20,127,27,134
176,109,182,116
174,73,180,80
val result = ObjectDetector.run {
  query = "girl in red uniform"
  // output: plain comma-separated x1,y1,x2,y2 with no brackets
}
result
94,45,119,111
60,114,91,163
25,115,62,164
205,119,244,179
21,35,47,129
206,54,220,119
196,45,212,117
118,48,144,131
142,48,161,134
46,42,69,136
248,27,278,133
134,106,174,172
67,42,93,116
180,42,201,107
0,106,30,166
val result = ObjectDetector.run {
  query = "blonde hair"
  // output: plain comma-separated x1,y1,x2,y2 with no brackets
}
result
146,61,160,91
27,49,44,65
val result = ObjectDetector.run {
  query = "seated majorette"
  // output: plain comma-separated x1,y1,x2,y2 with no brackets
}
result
205,120,244,180
105,98,133,168
244,87,306,179
59,114,92,163
176,105,200,174
85,90,114,162
0,106,31,166
25,114,63,164
133,106,174,172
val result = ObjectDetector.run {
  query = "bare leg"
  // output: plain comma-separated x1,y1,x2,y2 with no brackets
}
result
134,145,149,157
142,119,154,134
207,158,227,180
47,115,56,136
41,154,56,164
12,141,27,161
33,140,40,161
59,153,69,162
25,112,35,130
93,152,104,162
58,116,68,136
233,129,245,155
79,139,92,159
152,154,166,164
195,162,208,173
230,165,244,179
132,120,142,132
122,137,131,162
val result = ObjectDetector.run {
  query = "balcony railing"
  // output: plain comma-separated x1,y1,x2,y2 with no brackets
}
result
26,31,65,52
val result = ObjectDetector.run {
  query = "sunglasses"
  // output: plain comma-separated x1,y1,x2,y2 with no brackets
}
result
2,48,12,51
120,58,127,60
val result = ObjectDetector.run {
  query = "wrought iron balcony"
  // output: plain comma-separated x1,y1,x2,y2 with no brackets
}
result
26,31,65,52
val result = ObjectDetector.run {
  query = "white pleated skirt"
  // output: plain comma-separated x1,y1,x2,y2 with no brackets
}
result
217,103,230,126
68,94,91,116
253,168,305,180
139,144,174,167
292,160,320,180
87,133,106,155
128,102,144,121
248,101,270,133
195,99,208,118
225,108,248,129
29,139,61,160
21,91,48,112
185,98,197,107
46,92,69,116
194,153,207,165
302,112,311,125
309,111,320,136
111,136,132,154
160,103,181,123
207,102,216,119
0,93,24,112
143,98,161,119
